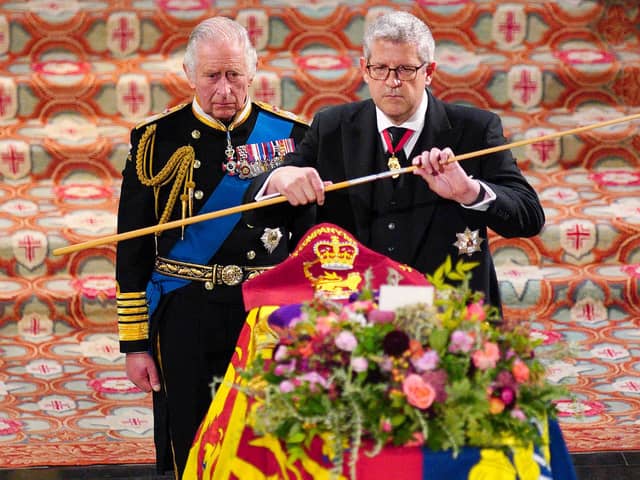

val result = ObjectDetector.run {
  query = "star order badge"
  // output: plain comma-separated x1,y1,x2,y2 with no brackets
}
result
453,227,484,256
261,227,283,254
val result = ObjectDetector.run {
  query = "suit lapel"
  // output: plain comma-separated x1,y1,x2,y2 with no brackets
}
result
408,90,464,259
343,101,380,242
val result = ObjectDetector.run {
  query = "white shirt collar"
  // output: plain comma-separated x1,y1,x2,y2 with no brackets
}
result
375,90,428,155
375,90,428,134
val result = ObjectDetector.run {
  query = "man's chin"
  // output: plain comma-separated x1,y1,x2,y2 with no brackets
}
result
211,107,236,122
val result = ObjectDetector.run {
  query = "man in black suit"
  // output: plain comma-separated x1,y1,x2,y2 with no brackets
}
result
253,10,544,311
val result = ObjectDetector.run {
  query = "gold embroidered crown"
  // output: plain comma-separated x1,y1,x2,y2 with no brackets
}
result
313,235,358,270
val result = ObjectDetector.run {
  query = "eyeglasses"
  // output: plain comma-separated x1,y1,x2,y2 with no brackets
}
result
366,62,427,81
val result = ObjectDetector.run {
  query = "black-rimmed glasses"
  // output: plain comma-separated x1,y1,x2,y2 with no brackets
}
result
366,62,427,81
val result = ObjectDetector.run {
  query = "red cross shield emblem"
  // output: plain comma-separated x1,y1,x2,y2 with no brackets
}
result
236,10,269,51
0,77,17,121
524,128,560,168
508,66,542,109
560,220,596,259
492,5,526,48
117,74,150,120
107,12,140,56
0,141,30,180
12,230,47,270
250,72,282,108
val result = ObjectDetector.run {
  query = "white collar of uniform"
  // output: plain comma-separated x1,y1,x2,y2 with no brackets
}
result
192,96,253,131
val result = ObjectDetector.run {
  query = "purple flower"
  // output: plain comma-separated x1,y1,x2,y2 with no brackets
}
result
268,304,303,328
274,345,288,362
382,330,410,356
351,356,368,373
279,380,295,393
379,357,393,372
421,370,448,403
412,350,439,372
300,371,329,389
335,331,357,352
448,330,474,353
495,370,516,388
274,360,296,376
511,408,526,421
500,387,515,406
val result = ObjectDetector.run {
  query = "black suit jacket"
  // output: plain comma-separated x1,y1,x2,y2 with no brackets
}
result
252,90,545,310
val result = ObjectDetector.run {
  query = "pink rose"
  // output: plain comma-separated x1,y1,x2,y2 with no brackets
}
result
315,314,337,335
381,419,392,433
351,356,368,373
472,342,500,370
465,301,486,322
402,374,436,409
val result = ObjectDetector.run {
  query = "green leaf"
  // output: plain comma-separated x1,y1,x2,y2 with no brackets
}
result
429,328,449,352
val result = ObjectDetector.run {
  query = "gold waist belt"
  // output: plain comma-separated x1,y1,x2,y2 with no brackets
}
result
154,257,272,289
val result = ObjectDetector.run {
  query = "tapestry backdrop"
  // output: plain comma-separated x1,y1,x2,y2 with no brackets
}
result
0,0,638,468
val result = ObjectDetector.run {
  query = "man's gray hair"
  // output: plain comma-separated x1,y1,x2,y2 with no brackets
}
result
183,16,258,80
363,11,435,64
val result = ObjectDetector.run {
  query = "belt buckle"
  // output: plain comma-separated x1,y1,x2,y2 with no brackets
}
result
220,265,243,286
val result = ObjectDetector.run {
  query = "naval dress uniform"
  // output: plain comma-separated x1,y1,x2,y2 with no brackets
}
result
115,100,310,477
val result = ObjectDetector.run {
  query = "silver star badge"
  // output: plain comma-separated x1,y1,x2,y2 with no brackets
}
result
261,227,283,254
453,227,484,256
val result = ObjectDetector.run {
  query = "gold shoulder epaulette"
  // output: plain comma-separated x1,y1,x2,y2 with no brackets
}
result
134,103,190,130
255,101,309,126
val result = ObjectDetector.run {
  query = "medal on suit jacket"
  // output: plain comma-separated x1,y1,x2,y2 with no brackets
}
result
382,128,414,178
453,227,484,256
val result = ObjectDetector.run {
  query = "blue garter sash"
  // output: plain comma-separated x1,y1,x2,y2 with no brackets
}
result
146,110,294,316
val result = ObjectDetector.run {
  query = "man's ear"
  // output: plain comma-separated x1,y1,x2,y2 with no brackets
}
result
183,63,196,89
424,62,436,85
359,57,369,84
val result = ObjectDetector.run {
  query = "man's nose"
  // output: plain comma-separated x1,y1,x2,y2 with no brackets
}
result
216,76,232,95
385,71,401,87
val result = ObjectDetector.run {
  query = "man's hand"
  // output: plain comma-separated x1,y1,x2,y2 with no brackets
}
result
412,148,480,204
265,166,327,205
125,352,161,393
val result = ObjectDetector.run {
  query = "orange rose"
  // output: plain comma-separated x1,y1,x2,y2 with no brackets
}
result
402,374,436,409
489,397,505,414
512,359,530,383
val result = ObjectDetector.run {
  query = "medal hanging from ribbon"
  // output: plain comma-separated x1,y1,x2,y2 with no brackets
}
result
223,130,237,175
382,127,414,178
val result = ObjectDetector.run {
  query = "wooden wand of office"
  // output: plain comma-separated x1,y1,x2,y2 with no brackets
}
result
52,111,640,256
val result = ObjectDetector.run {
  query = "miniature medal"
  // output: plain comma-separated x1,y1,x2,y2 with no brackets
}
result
453,227,484,256
223,131,237,175
261,227,283,254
